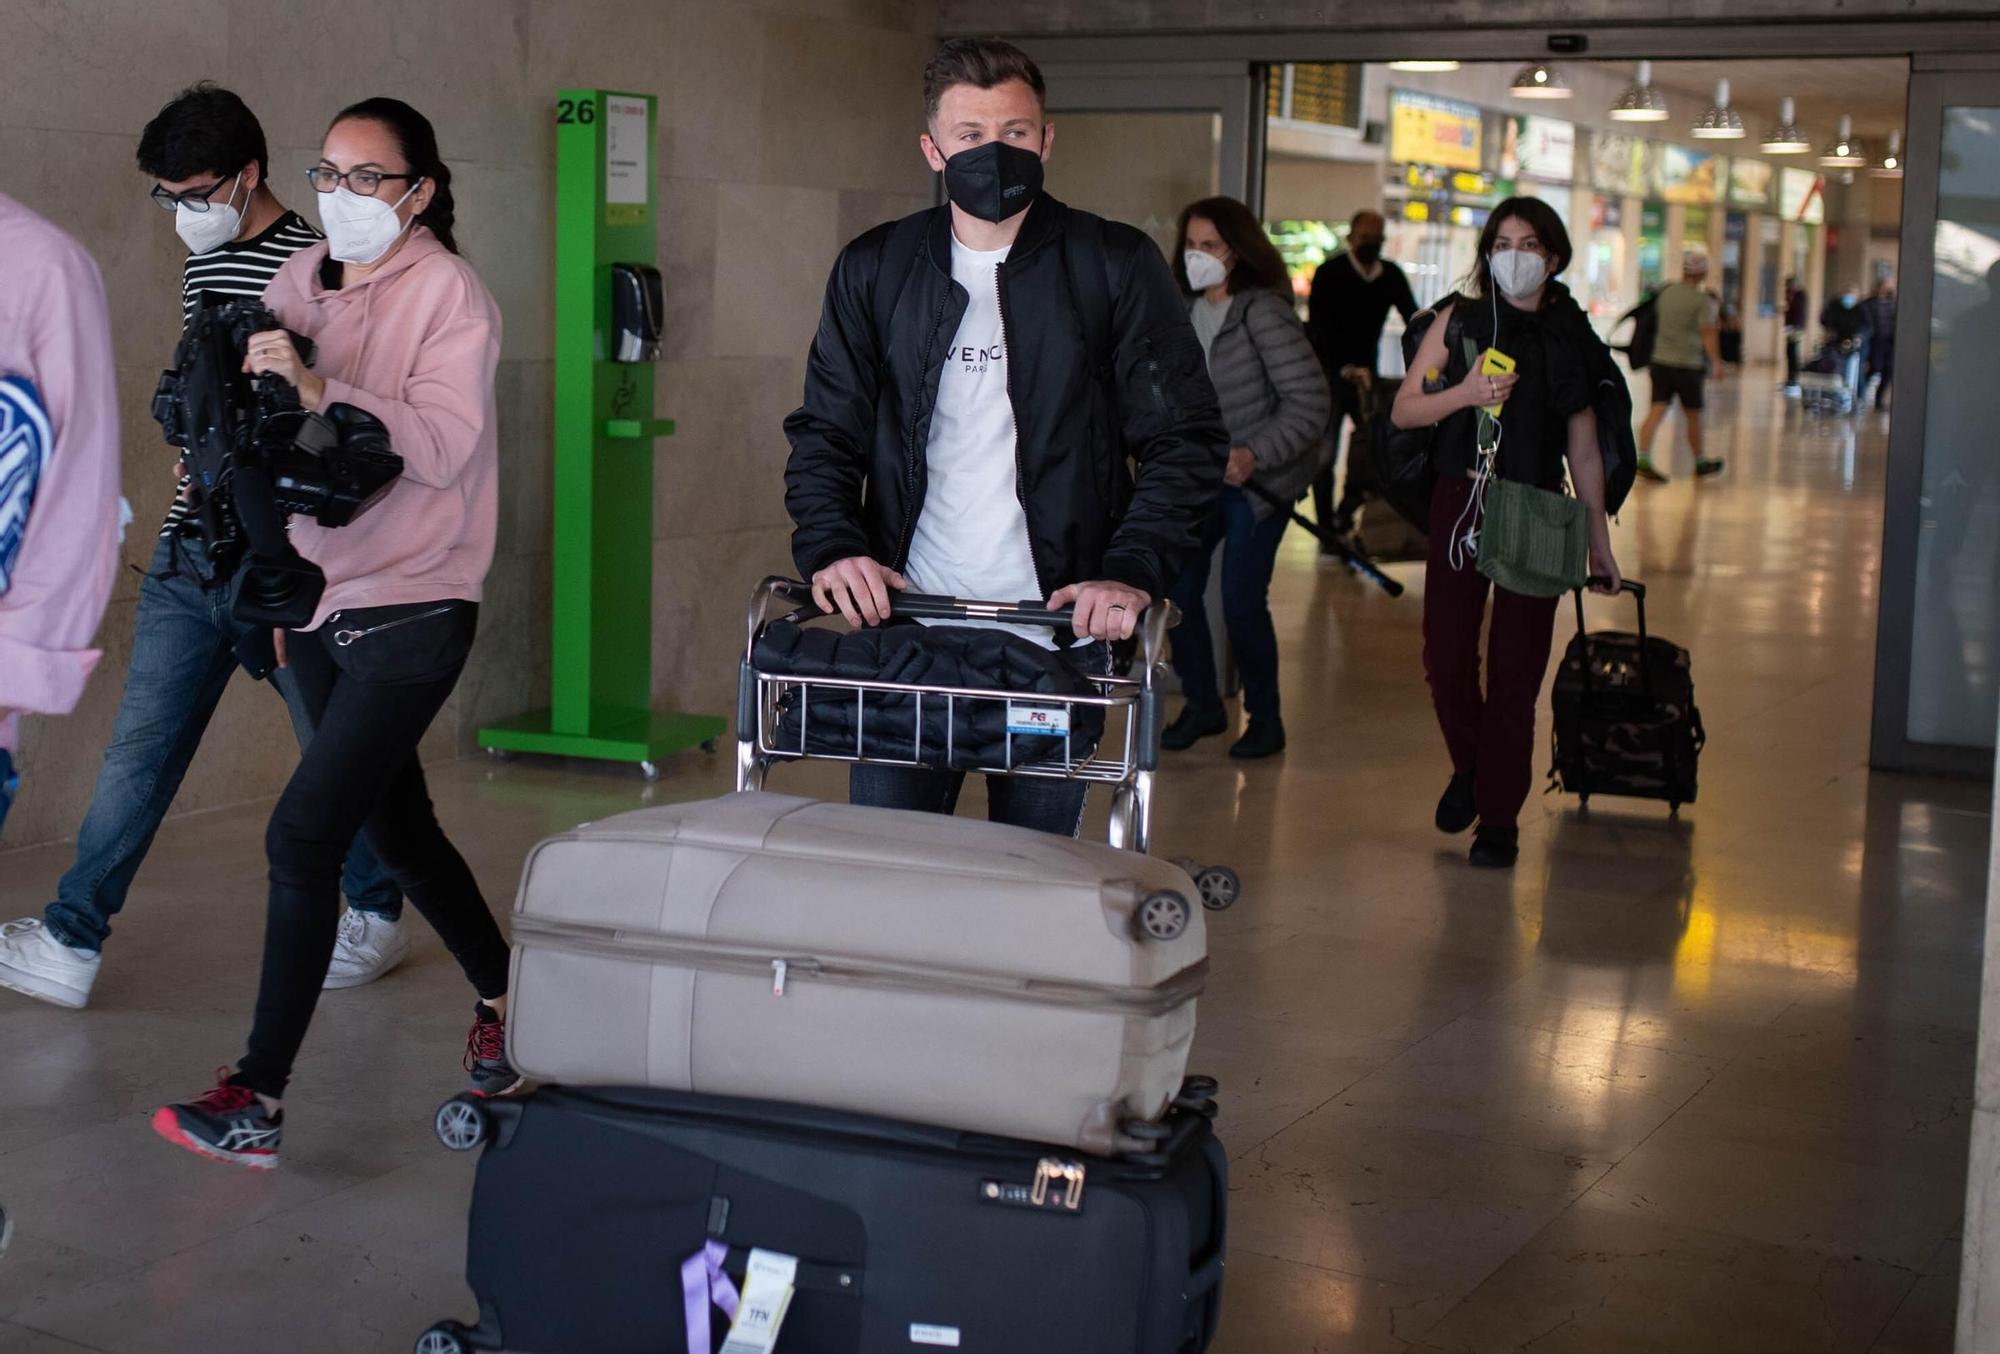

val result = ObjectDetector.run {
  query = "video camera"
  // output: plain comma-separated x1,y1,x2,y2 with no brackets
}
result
152,296,403,628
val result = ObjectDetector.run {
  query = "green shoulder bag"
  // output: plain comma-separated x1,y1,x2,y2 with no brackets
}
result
1464,337,1589,598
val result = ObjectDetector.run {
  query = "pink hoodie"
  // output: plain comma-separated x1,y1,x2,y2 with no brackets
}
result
262,227,501,630
0,193,122,750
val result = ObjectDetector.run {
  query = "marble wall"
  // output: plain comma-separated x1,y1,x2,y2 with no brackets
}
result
0,0,935,847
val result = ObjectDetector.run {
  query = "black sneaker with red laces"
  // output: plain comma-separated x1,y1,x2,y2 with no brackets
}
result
464,1002,523,1098
151,1069,282,1170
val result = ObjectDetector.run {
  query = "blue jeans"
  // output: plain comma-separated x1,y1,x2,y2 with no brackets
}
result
42,533,401,953
1168,488,1290,722
848,640,1108,837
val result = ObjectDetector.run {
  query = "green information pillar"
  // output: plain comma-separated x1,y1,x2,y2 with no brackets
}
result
480,89,725,777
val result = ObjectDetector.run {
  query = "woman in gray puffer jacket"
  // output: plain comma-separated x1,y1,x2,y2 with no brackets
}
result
1162,196,1332,759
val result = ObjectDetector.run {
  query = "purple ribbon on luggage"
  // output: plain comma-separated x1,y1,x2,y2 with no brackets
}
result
680,1240,740,1354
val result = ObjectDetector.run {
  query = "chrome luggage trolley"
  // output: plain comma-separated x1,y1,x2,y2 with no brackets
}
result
734,578,1240,910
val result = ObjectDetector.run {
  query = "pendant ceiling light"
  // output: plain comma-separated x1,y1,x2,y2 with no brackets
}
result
1820,114,1867,168
1609,61,1669,122
1389,60,1461,73
1874,130,1904,177
1509,62,1572,99
1762,98,1812,154
1690,78,1746,139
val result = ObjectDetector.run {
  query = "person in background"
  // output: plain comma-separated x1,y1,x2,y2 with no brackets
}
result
0,85,406,1014
1305,209,1417,551
1634,252,1726,484
1821,282,1871,411
152,98,517,1169
784,37,1227,834
1390,197,1621,870
0,193,122,841
1863,277,1896,411
1161,197,1330,760
1781,274,1808,396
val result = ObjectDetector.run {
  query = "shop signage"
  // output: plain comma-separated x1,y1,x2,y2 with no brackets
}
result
1780,167,1825,224
1589,131,1655,197
1658,144,1720,205
1729,158,1774,209
1505,115,1576,183
1390,89,1483,172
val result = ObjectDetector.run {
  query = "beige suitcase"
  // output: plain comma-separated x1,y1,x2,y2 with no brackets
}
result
506,791,1207,1156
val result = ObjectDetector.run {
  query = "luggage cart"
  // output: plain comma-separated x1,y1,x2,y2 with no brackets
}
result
735,578,1240,910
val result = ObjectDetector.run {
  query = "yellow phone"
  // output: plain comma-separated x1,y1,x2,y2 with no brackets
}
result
1478,347,1516,417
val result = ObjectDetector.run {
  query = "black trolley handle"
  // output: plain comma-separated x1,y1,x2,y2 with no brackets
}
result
1574,577,1652,704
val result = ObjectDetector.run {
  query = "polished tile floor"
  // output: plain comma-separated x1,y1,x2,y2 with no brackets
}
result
0,380,1989,1352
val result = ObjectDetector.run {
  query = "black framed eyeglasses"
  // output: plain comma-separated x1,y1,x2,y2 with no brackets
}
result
150,176,236,213
305,166,418,197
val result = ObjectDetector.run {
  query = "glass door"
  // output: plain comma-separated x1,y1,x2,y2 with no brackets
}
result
1874,68,2000,771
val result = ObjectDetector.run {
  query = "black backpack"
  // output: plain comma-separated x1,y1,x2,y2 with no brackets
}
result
1355,298,1464,529
1613,291,1660,371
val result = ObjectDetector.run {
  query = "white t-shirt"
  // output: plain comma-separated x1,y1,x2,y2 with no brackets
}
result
903,234,1045,629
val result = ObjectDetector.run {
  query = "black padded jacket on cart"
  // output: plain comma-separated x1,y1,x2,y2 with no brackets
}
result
755,620,1105,769
783,194,1229,605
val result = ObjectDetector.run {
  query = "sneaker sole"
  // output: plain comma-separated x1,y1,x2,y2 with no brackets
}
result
321,946,412,990
149,1108,279,1171
0,964,90,1010
468,1075,526,1100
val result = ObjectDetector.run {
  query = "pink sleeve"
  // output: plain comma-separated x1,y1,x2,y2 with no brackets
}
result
0,236,122,735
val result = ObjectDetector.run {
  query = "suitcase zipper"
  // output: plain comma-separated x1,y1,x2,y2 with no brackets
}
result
512,915,1205,1016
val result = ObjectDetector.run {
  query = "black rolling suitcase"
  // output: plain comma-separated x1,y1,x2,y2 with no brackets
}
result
1549,579,1705,813
419,1081,1227,1354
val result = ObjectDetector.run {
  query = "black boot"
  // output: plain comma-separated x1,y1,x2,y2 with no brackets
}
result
1161,703,1227,751
1435,773,1476,834
1469,825,1520,869
1228,719,1287,760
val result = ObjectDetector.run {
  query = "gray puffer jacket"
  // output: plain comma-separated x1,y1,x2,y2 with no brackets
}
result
1200,288,1333,519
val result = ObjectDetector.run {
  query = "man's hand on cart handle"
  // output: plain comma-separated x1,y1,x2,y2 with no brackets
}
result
812,556,907,628
1049,580,1152,643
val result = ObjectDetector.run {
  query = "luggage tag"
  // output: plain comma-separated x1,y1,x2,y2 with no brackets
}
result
1006,702,1070,738
717,1248,798,1354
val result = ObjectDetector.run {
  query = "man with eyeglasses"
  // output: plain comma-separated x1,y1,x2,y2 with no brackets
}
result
0,83,408,1012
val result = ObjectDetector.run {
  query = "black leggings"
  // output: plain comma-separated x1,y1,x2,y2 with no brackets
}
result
234,607,510,1097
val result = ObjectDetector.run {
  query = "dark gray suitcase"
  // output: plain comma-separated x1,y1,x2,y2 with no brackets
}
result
419,1082,1226,1354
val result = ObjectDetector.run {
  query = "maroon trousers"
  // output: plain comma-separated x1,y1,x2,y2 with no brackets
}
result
1422,475,1560,830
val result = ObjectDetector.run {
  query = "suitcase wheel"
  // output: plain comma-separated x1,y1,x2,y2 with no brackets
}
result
1195,866,1241,911
433,1096,489,1153
415,1324,470,1354
1137,891,1191,942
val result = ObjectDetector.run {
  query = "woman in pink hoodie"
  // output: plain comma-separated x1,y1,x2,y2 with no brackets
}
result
154,99,516,1169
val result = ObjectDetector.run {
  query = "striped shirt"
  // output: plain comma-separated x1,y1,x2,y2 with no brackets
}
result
161,209,323,536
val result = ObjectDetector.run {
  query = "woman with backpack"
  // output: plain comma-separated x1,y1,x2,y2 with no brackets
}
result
1160,196,1331,761
1391,198,1621,869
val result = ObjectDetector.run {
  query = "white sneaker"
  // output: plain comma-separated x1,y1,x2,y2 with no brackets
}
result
0,918,100,1009
323,908,410,990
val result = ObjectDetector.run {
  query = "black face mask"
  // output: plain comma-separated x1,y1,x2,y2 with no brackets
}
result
1352,241,1383,266
941,140,1045,223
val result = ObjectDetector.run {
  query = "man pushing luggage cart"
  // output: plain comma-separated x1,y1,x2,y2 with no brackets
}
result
781,38,1231,843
